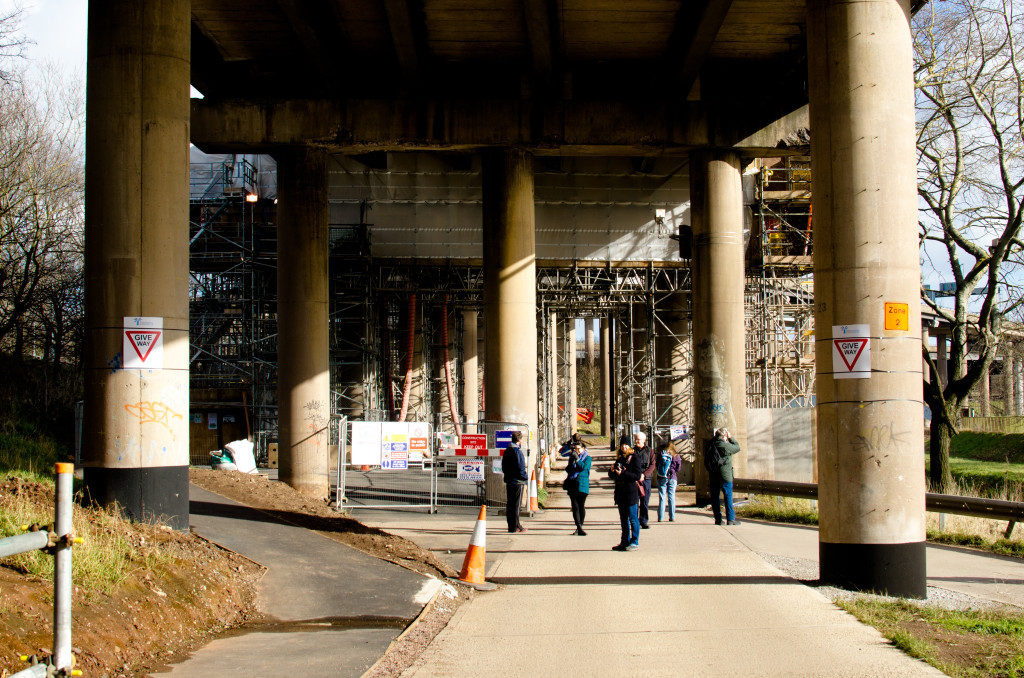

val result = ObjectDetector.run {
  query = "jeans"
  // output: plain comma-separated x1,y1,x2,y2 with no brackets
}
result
709,476,734,523
617,502,640,546
505,483,524,532
657,478,677,521
638,476,653,526
568,488,588,530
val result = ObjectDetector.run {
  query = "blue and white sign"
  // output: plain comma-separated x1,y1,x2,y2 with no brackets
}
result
495,430,515,449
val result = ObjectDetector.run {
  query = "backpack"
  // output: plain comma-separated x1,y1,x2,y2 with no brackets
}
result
703,439,727,472
656,451,672,479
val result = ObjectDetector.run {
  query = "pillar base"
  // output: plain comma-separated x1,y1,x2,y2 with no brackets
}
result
83,465,189,530
819,541,926,599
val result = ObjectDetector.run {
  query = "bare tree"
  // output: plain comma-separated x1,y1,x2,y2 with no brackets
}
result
915,0,1024,491
0,66,84,360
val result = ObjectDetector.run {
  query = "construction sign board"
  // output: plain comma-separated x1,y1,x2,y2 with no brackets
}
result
832,324,871,379
123,317,163,369
457,460,484,481
885,302,909,331
495,430,514,449
461,434,488,451
351,421,383,466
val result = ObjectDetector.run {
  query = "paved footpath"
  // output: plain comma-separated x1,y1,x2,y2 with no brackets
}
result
356,470,957,677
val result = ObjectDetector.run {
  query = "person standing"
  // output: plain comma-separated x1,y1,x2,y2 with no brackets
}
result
633,431,654,528
706,427,741,526
560,438,592,535
502,430,529,533
609,435,642,551
656,441,682,522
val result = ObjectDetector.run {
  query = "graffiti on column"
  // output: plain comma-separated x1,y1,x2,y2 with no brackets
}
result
695,336,731,432
303,399,328,441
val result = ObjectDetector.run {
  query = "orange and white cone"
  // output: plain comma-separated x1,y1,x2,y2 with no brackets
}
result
529,470,539,511
456,505,496,591
538,462,545,488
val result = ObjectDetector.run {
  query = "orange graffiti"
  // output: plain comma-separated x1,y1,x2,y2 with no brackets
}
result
124,401,184,431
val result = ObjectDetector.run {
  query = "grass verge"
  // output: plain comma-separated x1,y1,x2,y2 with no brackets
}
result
838,598,1024,677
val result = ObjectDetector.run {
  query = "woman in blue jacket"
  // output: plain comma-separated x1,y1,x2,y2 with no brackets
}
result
560,438,592,535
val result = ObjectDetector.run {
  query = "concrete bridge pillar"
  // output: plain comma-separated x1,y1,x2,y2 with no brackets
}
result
690,150,748,505
1014,348,1023,416
462,309,479,432
585,320,595,368
809,0,926,597
568,317,578,435
275,147,330,498
483,149,539,457
82,0,191,528
600,317,611,438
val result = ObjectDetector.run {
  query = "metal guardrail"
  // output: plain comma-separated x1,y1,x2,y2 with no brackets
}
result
734,477,1024,527
1,463,81,677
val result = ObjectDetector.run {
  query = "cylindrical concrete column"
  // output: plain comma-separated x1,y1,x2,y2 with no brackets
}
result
1014,350,1023,416
276,147,330,497
82,0,191,529
483,149,539,458
549,310,559,446
463,309,479,432
568,318,578,434
809,0,926,598
979,364,991,417
937,332,948,387
690,150,748,504
1003,348,1014,416
657,292,691,432
585,321,595,367
600,317,611,438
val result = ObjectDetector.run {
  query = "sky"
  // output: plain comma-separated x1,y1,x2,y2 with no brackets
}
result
1,0,86,73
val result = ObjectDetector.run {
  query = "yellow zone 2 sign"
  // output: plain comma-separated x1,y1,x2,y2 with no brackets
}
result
885,302,909,331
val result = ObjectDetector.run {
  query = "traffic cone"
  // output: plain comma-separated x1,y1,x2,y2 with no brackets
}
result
529,470,539,511
456,505,496,591
538,460,545,488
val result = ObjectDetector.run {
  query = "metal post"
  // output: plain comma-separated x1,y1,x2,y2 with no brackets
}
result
53,462,74,671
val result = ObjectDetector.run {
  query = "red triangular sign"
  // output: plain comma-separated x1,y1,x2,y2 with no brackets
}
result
833,338,868,371
125,330,161,362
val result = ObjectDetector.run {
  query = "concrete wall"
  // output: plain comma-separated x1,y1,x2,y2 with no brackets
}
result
745,407,815,483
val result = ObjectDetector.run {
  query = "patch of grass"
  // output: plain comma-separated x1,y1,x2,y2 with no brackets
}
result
838,598,1024,677
735,495,819,525
950,432,1024,464
0,482,172,594
0,422,64,481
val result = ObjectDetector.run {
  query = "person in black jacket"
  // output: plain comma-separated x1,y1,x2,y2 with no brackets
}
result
502,430,529,533
633,431,653,528
609,435,643,551
707,427,742,526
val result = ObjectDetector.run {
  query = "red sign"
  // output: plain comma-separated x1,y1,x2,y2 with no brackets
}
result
833,338,868,371
409,438,427,451
125,330,162,362
460,434,487,450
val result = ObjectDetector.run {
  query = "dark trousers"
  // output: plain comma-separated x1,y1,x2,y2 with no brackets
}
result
505,482,524,532
709,475,735,523
568,488,588,530
638,476,653,526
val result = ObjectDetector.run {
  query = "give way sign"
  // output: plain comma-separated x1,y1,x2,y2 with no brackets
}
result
124,317,163,369
832,324,870,379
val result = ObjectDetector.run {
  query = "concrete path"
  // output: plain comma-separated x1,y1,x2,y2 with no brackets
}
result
355,482,948,677
153,485,441,678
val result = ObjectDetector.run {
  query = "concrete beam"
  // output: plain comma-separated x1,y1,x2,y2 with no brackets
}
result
191,97,811,156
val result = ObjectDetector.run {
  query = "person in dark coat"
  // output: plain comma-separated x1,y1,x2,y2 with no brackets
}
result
633,431,654,528
560,438,592,535
502,430,529,533
609,435,642,551
707,427,742,526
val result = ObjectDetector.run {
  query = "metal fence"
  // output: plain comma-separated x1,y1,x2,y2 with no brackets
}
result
434,420,531,511
334,418,437,511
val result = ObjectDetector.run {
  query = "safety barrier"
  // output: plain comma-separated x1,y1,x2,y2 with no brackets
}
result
435,420,531,512
1,463,82,677
733,477,1024,537
334,417,436,511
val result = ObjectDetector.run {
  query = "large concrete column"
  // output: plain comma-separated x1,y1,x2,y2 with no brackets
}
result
585,321,595,367
568,318,578,434
276,147,330,497
82,0,191,528
483,149,539,457
979,365,991,417
809,0,926,597
549,310,559,446
937,332,948,387
1015,349,1023,416
657,291,691,433
690,150,748,504
1003,349,1014,416
463,309,479,431
600,318,611,438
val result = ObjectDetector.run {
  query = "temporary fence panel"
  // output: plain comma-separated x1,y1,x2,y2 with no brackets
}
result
335,418,436,511
435,421,531,511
